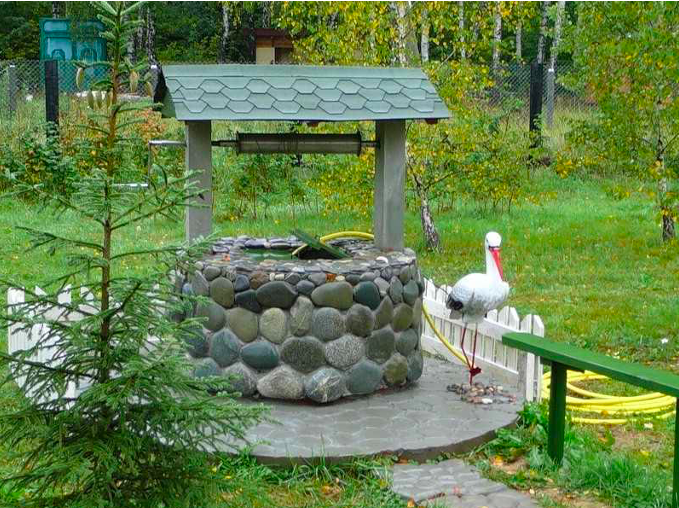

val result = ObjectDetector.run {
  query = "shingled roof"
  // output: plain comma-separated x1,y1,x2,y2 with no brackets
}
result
155,64,450,122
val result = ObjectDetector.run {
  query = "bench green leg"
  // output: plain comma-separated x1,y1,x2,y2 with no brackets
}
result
674,399,679,508
548,362,567,465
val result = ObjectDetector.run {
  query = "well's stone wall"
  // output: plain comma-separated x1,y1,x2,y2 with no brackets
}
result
177,236,424,403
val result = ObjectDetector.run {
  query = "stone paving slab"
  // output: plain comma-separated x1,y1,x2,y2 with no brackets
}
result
214,357,523,464
390,459,538,508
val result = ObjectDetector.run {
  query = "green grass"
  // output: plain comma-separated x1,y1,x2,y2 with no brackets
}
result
0,165,678,506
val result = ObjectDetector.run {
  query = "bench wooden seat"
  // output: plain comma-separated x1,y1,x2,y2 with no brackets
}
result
502,332,679,508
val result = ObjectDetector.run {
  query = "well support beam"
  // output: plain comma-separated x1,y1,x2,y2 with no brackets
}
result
185,120,213,242
374,119,406,252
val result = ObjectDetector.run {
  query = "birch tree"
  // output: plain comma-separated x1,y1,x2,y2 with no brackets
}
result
220,2,230,63
537,1,550,64
421,5,430,64
492,3,502,73
458,1,466,60
549,0,565,71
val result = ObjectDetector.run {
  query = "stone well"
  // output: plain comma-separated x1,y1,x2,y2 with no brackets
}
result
177,236,425,403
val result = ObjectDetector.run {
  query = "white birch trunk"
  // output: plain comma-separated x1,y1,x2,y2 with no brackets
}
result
220,3,230,64
537,1,550,64
146,7,157,67
393,2,409,67
515,20,522,62
458,1,466,60
492,4,502,73
549,0,565,70
421,6,430,64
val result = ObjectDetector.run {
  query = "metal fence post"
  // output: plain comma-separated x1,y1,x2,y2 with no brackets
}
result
8,64,17,118
529,61,544,147
545,66,555,128
44,60,59,130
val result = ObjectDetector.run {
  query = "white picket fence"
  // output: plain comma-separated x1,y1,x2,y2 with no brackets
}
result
421,278,544,401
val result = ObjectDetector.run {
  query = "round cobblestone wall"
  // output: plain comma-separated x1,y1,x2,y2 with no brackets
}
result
177,236,424,403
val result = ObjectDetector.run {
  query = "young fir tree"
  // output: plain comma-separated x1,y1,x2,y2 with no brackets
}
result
0,2,265,506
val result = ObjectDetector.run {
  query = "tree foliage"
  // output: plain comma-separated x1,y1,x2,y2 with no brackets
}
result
0,3,265,506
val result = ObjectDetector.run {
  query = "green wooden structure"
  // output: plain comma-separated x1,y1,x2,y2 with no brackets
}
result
503,332,679,508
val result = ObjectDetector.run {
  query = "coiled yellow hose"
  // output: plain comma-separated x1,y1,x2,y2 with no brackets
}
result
301,230,675,424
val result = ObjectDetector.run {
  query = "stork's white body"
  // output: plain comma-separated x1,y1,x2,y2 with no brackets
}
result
448,232,510,323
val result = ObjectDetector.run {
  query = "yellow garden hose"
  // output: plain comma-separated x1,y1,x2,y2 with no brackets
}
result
300,230,674,425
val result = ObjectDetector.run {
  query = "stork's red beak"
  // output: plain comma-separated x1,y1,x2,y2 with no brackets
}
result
490,247,503,280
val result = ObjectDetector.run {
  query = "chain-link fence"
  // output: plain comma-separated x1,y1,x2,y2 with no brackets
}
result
487,61,595,127
1,59,593,130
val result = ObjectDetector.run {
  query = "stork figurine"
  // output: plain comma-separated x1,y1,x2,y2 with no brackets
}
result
446,232,510,385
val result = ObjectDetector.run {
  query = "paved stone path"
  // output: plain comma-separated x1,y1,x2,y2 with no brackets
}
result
390,459,538,508
216,357,522,464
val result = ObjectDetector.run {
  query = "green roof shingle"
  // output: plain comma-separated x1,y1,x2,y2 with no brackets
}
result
155,64,451,122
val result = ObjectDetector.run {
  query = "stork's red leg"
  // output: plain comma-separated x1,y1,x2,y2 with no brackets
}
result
460,324,471,368
469,325,482,384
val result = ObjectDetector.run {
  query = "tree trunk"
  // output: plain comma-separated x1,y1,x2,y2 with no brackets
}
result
537,1,550,64
51,2,62,18
458,1,466,60
515,20,522,62
393,2,408,67
412,174,440,251
220,4,230,64
550,0,565,70
146,7,158,67
492,4,502,74
421,6,430,64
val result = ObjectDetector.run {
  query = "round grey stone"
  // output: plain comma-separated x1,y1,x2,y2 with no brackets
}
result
396,328,419,356
257,366,304,400
260,308,288,344
311,282,353,310
384,353,408,386
309,272,327,286
223,362,257,396
182,325,208,358
407,349,424,382
392,303,413,332
381,267,393,280
374,277,390,296
290,296,313,337
191,270,210,297
346,274,361,285
250,271,269,289
194,358,220,379
195,302,226,332
285,273,301,285
398,268,410,285
234,274,250,292
280,336,325,373
412,298,423,328
210,277,235,308
403,280,419,306
374,297,394,329
304,367,346,403
181,282,193,296
353,281,381,310
241,341,280,370
366,327,395,364
203,265,221,281
389,277,403,304
346,360,382,395
226,307,258,343
345,304,375,337
360,271,378,282
256,281,298,309
325,334,364,370
235,289,261,313
296,280,315,296
210,329,241,368
311,307,345,342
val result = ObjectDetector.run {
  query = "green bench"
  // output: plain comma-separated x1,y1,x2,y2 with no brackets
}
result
503,332,679,508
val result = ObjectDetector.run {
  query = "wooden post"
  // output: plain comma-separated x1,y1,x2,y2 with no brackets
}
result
8,65,17,118
548,361,567,465
184,120,213,242
529,61,543,146
44,60,59,128
374,120,406,252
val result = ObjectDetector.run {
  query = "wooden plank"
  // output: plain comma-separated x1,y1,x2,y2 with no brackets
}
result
548,362,567,465
503,332,679,397
292,229,349,259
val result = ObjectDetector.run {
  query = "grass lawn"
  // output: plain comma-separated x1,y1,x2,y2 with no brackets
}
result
0,168,677,506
